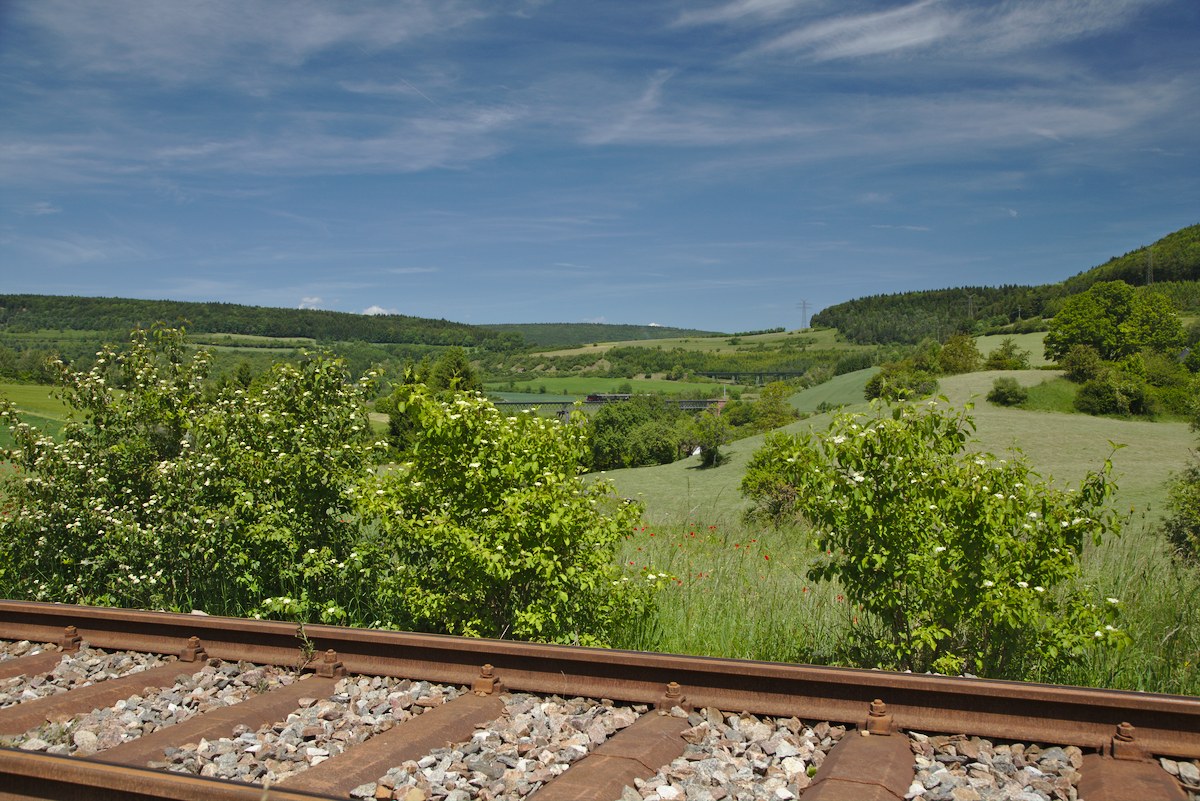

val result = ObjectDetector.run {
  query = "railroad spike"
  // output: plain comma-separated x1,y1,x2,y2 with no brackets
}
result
656,680,692,714
60,624,82,652
316,648,346,678
178,635,208,663
1110,721,1147,761
865,697,894,735
473,663,501,695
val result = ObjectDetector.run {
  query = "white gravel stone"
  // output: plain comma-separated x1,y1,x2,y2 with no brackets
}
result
907,732,1083,801
0,645,170,710
0,640,56,662
6,659,293,756
163,675,462,785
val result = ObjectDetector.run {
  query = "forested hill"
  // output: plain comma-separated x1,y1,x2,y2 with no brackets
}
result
479,322,723,348
0,295,520,349
1060,223,1200,292
812,223,1200,345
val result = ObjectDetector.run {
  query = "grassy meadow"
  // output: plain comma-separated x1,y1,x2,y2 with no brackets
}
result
2,332,1197,695
485,375,727,397
974,331,1054,367
533,326,860,358
0,382,70,447
606,369,1200,694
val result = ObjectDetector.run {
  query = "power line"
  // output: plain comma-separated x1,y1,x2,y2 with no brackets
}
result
797,299,810,329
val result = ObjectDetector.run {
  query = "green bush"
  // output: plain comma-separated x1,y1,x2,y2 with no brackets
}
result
1074,372,1152,417
358,388,647,644
0,327,381,620
741,400,1125,678
0,328,651,646
689,408,731,468
937,334,983,375
987,377,1028,406
1060,344,1105,383
984,338,1031,370
628,420,685,466
864,366,938,401
1165,463,1200,561
589,395,685,470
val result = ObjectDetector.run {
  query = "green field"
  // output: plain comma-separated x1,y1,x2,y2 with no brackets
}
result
788,367,878,412
533,327,862,358
606,369,1190,524
974,331,1053,367
189,333,317,348
0,382,69,420
604,369,1199,692
485,376,727,397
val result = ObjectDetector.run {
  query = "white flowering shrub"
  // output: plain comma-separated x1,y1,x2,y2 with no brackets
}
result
0,327,382,619
741,399,1126,678
357,386,647,645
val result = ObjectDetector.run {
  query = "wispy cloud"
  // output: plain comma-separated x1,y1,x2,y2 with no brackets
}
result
698,0,1170,62
298,296,324,309
872,224,932,232
386,267,439,275
756,1,959,61
674,0,807,27
14,0,487,86
579,70,818,147
4,233,147,267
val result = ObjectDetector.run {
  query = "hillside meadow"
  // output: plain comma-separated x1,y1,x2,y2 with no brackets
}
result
532,326,856,358
603,369,1199,693
484,375,726,397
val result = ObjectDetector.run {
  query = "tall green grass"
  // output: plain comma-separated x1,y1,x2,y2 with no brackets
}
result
616,515,847,665
607,371,1200,694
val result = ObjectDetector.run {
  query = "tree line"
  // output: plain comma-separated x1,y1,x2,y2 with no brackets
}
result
0,294,522,350
812,223,1200,345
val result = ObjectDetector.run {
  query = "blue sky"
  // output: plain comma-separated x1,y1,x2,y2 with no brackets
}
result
2,1,1198,332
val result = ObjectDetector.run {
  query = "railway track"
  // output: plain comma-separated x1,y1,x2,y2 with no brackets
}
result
0,601,1196,801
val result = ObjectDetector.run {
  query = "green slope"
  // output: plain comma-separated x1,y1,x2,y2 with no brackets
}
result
602,370,1190,526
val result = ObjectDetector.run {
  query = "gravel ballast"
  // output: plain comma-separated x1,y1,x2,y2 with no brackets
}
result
0,644,169,709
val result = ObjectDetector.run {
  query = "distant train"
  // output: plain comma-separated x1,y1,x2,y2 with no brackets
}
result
584,393,633,403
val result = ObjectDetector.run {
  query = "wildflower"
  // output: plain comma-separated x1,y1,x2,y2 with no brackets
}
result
1034,586,1045,593
934,546,947,553
1106,597,1120,605
1094,630,1104,638
982,580,995,588
1017,581,1029,588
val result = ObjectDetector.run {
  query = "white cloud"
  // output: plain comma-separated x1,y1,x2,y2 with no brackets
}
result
386,266,439,275
15,1,487,86
744,0,1168,62
872,224,931,232
674,0,806,27
756,0,958,61
298,296,324,309
29,201,62,215
363,305,399,315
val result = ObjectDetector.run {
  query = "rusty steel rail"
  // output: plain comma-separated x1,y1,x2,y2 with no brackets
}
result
1,600,1197,763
